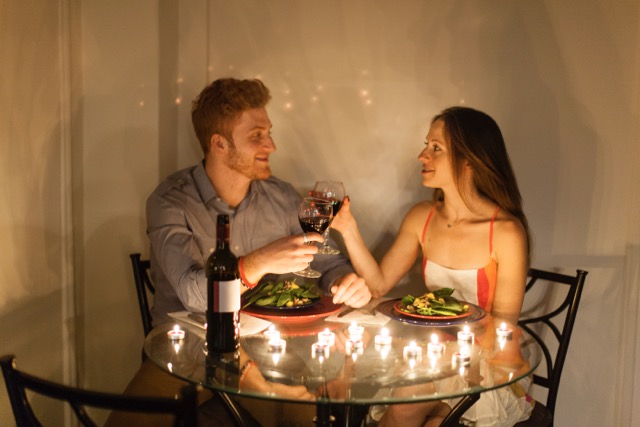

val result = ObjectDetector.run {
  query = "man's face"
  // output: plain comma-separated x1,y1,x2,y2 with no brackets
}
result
224,108,275,180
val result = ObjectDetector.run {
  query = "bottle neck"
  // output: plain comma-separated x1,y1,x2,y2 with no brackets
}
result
216,223,230,249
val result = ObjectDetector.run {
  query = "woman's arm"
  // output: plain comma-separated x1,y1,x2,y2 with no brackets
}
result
491,216,529,324
332,198,427,298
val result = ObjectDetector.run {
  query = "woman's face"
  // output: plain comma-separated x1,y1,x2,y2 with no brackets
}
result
418,119,456,189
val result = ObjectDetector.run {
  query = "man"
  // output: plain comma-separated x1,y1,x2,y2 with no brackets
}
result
105,78,371,427
146,77,371,325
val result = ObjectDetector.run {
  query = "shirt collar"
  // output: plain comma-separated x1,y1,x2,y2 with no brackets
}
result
194,160,259,209
193,160,217,204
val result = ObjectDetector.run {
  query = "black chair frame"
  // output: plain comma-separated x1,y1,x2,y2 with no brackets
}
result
130,253,154,337
517,268,587,420
1,354,198,427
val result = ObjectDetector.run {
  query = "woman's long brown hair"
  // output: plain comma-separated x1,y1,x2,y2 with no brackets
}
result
431,106,532,265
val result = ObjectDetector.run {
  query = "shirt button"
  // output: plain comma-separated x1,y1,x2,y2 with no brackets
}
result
209,248,214,253
234,246,240,251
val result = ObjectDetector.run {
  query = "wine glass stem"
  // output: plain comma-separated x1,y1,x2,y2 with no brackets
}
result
323,229,330,248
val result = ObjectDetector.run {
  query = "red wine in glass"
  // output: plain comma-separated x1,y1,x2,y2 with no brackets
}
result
294,197,333,278
330,200,342,215
299,217,331,234
313,181,345,255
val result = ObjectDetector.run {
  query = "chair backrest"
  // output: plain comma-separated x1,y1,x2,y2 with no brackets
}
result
1,354,198,427
518,268,588,417
130,253,154,336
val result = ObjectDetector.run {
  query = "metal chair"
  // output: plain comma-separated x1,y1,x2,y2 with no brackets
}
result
129,253,256,427
130,253,154,337
514,268,588,427
1,354,198,427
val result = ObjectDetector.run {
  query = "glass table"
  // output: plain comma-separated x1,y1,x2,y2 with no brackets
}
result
145,303,541,426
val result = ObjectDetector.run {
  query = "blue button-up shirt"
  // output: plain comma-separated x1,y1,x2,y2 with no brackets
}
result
146,161,353,324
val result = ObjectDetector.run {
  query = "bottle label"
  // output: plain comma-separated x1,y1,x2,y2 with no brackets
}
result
213,279,241,312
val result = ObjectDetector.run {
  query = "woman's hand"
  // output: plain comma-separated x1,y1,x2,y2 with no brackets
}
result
330,196,356,236
330,272,371,307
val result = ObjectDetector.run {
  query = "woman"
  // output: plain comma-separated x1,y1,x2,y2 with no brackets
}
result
332,106,533,426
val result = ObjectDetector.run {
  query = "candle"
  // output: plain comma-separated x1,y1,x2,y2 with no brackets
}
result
403,340,422,360
167,324,185,341
427,333,444,354
348,322,364,341
452,351,471,368
375,328,392,347
346,337,364,355
317,328,336,346
428,352,440,372
496,322,513,340
263,325,280,341
311,341,330,359
457,325,474,344
267,338,286,354
378,345,391,360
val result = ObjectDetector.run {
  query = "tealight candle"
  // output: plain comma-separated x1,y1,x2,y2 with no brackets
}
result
346,338,364,356
167,324,185,341
403,340,422,360
311,342,330,359
427,333,445,354
457,325,474,345
496,322,513,340
378,344,391,360
263,325,280,341
348,322,364,341
317,328,336,346
375,328,392,347
267,338,286,354
452,351,471,368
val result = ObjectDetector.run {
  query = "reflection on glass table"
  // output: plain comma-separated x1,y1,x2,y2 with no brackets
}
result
145,314,541,426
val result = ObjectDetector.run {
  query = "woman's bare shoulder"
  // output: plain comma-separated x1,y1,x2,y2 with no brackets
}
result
493,211,527,247
405,200,435,219
399,201,435,234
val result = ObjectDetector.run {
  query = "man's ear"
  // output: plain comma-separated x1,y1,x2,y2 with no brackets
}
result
210,134,225,152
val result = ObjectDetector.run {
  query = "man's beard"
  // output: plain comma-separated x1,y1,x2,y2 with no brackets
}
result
225,146,271,180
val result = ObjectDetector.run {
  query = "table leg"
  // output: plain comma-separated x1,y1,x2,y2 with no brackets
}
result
314,399,334,426
439,393,480,427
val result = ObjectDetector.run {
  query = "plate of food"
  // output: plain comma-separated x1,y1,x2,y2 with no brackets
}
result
242,280,322,311
393,288,475,320
242,296,341,324
241,280,341,324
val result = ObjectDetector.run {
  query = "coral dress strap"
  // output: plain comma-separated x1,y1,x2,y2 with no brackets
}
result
421,205,437,245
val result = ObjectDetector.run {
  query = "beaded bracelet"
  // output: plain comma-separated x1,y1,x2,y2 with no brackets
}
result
239,359,257,386
238,257,258,289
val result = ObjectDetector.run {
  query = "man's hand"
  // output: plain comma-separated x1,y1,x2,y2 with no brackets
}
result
267,382,316,401
242,233,325,284
330,273,371,307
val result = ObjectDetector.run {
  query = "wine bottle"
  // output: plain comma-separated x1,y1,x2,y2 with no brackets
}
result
206,214,241,354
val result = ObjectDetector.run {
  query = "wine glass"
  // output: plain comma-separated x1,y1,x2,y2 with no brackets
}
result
313,181,345,255
294,197,333,278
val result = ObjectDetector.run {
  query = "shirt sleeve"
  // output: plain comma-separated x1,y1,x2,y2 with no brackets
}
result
146,191,209,314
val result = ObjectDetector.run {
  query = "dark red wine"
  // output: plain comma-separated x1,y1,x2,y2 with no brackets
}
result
330,199,342,215
299,216,330,234
206,215,240,354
